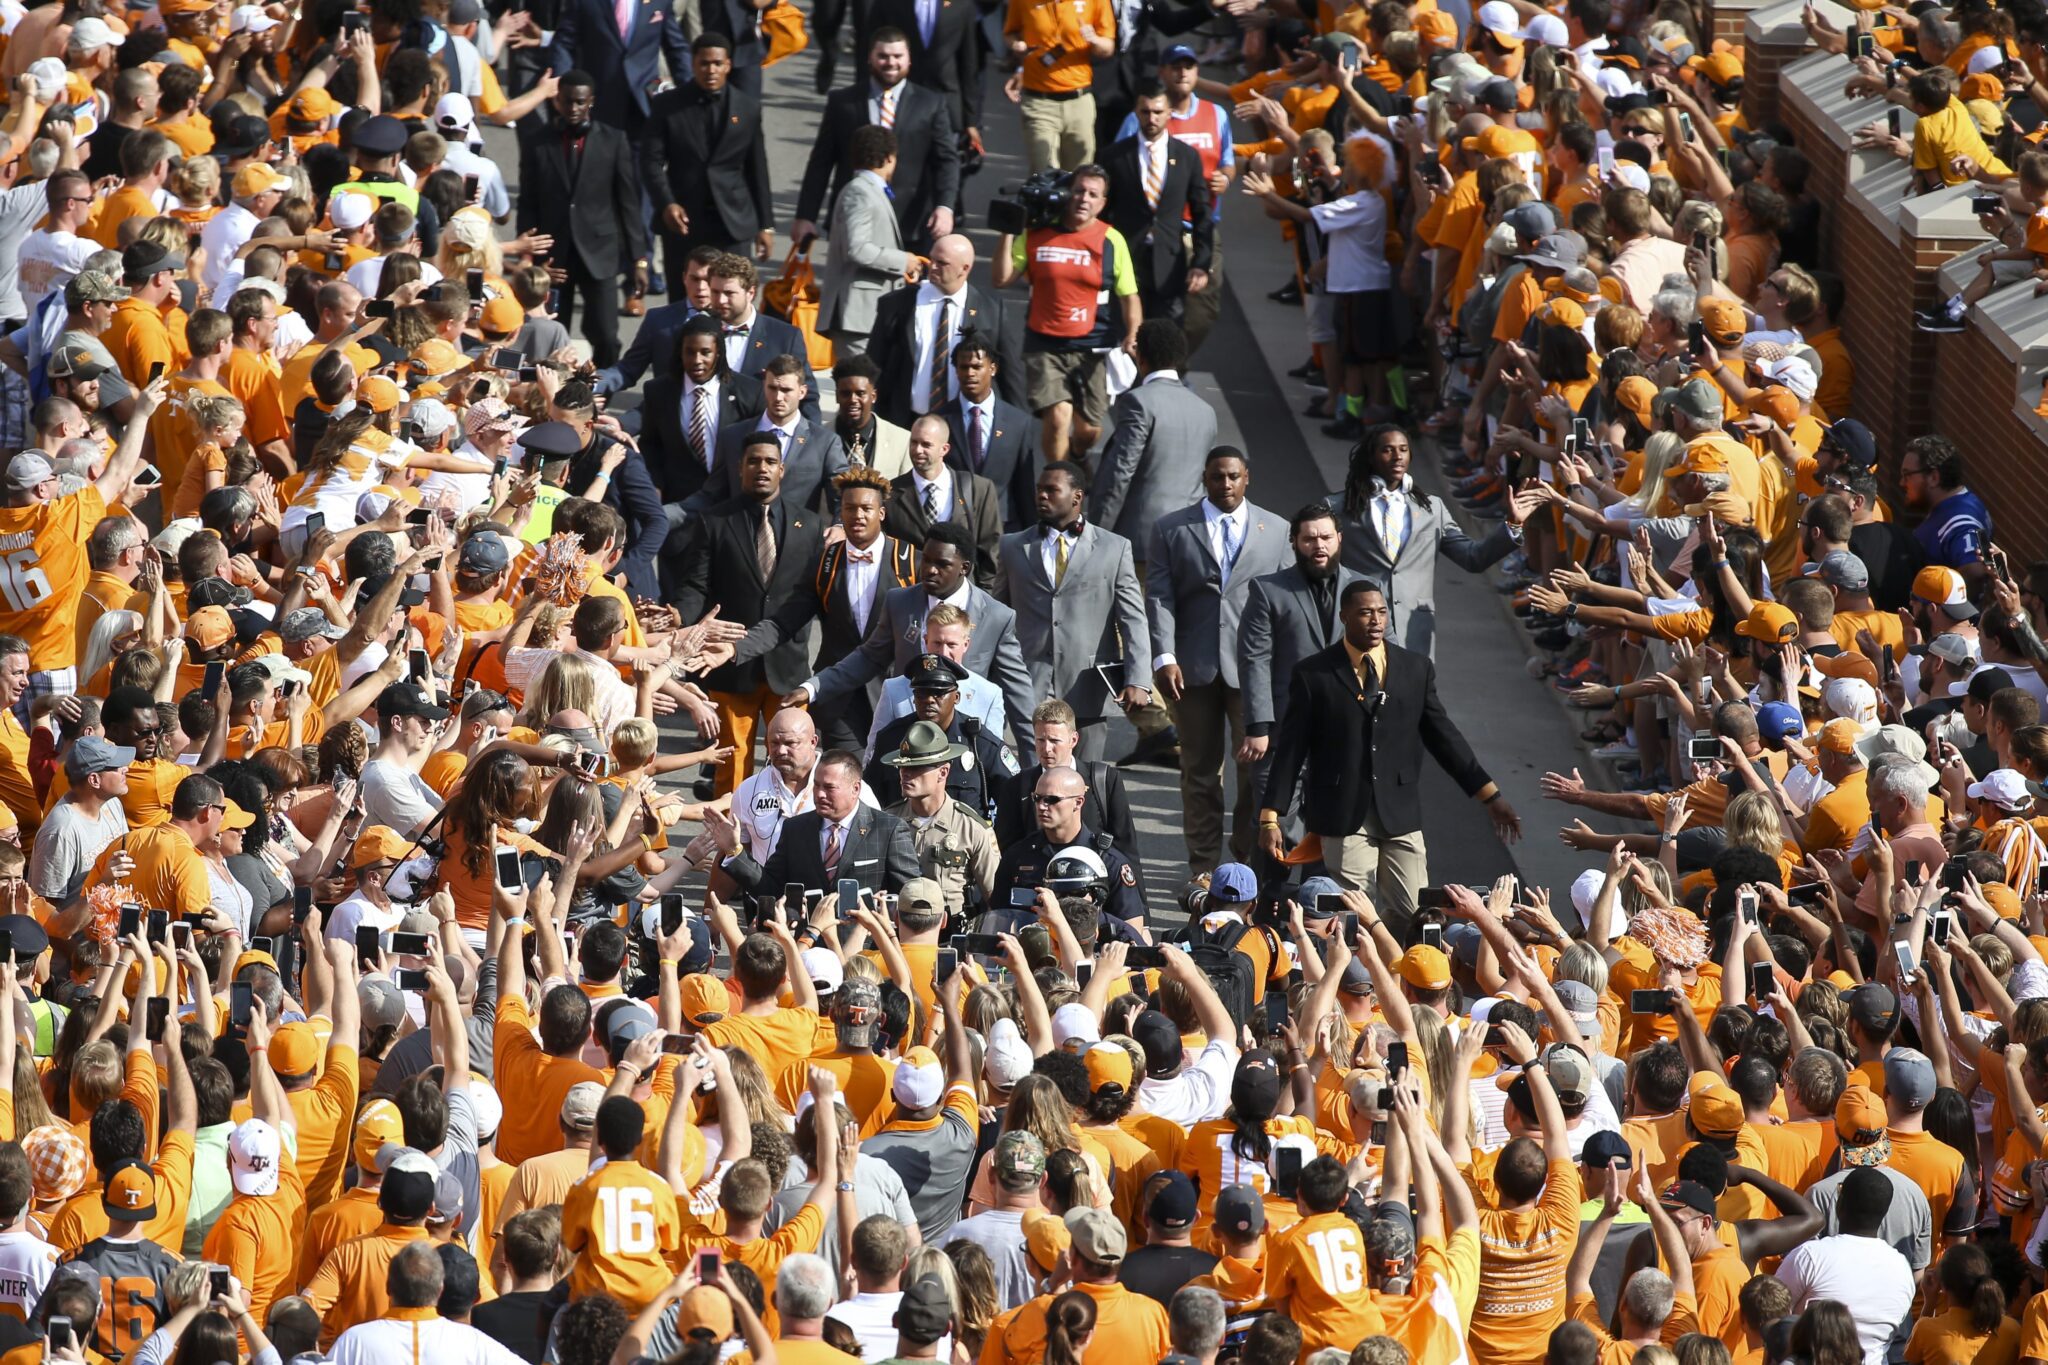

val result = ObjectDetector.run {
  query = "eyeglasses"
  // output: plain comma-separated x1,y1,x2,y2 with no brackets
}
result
1031,793,1077,807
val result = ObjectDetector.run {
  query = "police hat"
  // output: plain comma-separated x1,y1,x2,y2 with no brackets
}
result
517,420,583,460
905,653,966,692
881,719,967,768
350,114,409,156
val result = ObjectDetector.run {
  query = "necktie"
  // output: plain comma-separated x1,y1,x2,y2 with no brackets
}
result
879,86,899,129
1143,140,1164,210
1220,513,1241,586
1360,653,1379,697
755,506,777,581
614,0,631,38
823,822,843,879
923,482,940,522
918,0,936,43
928,298,952,411
1054,532,1069,586
687,388,710,469
967,403,984,469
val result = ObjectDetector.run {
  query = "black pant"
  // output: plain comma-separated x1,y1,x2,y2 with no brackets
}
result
557,242,622,368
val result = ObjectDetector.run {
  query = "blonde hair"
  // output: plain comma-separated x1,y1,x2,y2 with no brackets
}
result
610,717,658,768
81,608,143,688
169,155,218,207
189,392,244,435
1624,431,1685,517
1723,790,1783,858
721,1047,786,1126
515,653,601,732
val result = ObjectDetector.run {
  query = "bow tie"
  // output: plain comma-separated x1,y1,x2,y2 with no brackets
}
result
847,549,875,563
723,326,746,338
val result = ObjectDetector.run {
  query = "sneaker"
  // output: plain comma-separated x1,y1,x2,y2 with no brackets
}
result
1269,281,1303,305
1915,296,1966,333
1287,359,1319,379
1320,413,1365,439
1591,740,1639,762
1302,372,1329,393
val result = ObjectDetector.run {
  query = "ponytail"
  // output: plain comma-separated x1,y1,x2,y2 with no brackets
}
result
1043,1290,1097,1365
1937,1242,2005,1335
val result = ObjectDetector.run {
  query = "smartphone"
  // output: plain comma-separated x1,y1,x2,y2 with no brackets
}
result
1888,107,1902,137
1749,962,1774,1002
1126,970,1148,1000
697,1250,721,1282
171,921,194,951
1882,644,1898,681
1341,910,1362,943
393,968,430,991
1679,110,1695,141
146,910,167,945
0,929,14,966
1274,1145,1305,1199
202,661,224,695
494,848,523,892
1421,922,1445,951
463,267,484,296
1126,945,1166,968
1076,962,1093,987
208,1266,230,1300
1787,881,1829,904
1905,859,1923,884
147,361,165,385
575,751,608,777
1853,30,1876,58
1894,941,1917,981
229,982,253,1031
1631,988,1675,1015
1687,318,1707,355
491,347,526,371
661,892,686,936
519,365,540,383
146,995,170,1043
1415,886,1451,911
1974,194,2004,215
305,511,326,540
952,933,1005,956
837,877,861,914
934,947,959,981
132,462,162,488
47,1317,74,1353
119,904,141,939
1387,1039,1409,1079
389,931,432,957
1688,734,1723,761
661,1032,692,1054
355,926,381,965
1315,892,1348,918
1598,144,1616,176
324,249,345,271
1265,994,1285,1033
1737,888,1759,925
462,173,479,202
1931,907,1955,947
364,299,396,319
1009,886,1040,908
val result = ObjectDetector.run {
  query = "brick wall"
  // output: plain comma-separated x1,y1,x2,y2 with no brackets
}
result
1743,0,1826,130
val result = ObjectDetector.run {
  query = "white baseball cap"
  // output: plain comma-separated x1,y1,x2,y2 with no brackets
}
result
1968,769,2032,810
1052,1002,1100,1052
434,91,478,139
406,398,458,439
70,17,123,49
229,6,280,33
228,1119,282,1197
891,1046,945,1108
983,1017,1034,1089
329,190,376,231
802,947,844,994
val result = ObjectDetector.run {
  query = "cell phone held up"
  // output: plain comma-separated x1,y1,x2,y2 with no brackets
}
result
1631,988,1676,1016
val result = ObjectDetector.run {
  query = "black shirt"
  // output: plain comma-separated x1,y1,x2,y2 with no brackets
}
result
473,1289,553,1363
1117,1244,1218,1306
82,123,134,182
1851,520,1923,613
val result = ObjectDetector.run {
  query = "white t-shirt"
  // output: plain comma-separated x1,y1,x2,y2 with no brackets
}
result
325,889,404,944
1307,192,1391,293
16,229,96,315
826,1291,952,1362
1133,1039,1240,1127
360,754,443,836
415,439,496,518
346,254,444,300
0,1227,59,1320
1774,1234,1916,1365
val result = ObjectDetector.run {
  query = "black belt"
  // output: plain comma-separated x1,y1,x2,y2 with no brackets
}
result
1024,88,1086,102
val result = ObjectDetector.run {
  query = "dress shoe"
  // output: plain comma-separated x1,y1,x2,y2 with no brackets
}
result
1320,413,1364,440
623,295,646,318
1118,726,1181,769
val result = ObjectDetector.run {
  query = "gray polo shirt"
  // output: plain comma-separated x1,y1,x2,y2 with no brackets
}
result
864,1084,979,1243
1806,1162,1933,1270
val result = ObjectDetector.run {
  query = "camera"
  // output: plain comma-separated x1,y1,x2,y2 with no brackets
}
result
988,169,1073,236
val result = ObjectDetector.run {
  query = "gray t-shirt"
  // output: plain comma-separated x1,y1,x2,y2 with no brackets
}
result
944,1207,1039,1311
373,957,500,1088
764,1156,916,1280
28,795,126,901
1807,1163,1933,1270
361,756,443,836
0,182,53,322
864,1088,979,1243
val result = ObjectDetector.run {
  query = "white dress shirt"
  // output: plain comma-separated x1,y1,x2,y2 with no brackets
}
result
680,375,723,470
842,534,884,635
956,391,998,469
918,580,973,640
1154,497,1247,671
912,467,954,524
721,313,755,372
1040,524,1079,585
910,281,969,413
1370,474,1414,561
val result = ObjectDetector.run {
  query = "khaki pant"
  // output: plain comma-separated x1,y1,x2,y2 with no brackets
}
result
1177,678,1253,873
1021,90,1095,173
1329,813,1428,944
708,683,787,793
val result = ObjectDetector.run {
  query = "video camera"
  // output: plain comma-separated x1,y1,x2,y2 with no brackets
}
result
988,169,1074,235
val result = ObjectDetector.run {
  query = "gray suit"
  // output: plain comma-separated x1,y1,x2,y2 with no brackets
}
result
993,522,1150,761
1331,483,1518,657
1087,374,1217,544
818,170,910,351
1147,499,1290,872
805,583,1036,747
1237,563,1364,736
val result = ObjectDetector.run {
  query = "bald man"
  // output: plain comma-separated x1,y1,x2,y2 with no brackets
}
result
883,412,1004,584
719,706,883,876
865,232,1024,426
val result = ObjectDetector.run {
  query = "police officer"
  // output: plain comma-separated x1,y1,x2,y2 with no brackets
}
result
867,655,1016,815
345,114,442,255
991,765,1148,939
881,720,1000,925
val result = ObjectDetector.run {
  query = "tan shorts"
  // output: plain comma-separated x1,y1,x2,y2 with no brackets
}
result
1024,348,1109,427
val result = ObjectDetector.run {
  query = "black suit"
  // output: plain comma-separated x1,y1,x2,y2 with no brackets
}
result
866,283,1022,426
796,81,959,251
672,496,828,696
641,369,764,507
515,113,647,369
1101,134,1214,319
993,760,1140,864
883,468,1001,588
819,0,984,135
548,0,691,130
641,80,773,287
937,395,1039,531
1261,640,1494,933
724,806,923,895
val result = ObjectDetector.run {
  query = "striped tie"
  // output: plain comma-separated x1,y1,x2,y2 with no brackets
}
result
879,86,899,129
823,821,843,879
687,388,710,469
1143,140,1164,210
927,299,952,411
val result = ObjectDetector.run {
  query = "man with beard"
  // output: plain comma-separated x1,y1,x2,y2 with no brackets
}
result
1900,435,1990,583
831,354,911,481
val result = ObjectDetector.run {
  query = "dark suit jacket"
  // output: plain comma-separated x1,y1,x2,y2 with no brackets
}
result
640,369,764,505
731,533,918,674
1261,640,1493,840
725,312,822,422
599,300,700,394
1100,134,1214,302
883,468,1000,588
725,806,922,894
673,496,827,695
565,433,667,598
548,0,690,126
796,81,959,243
700,416,848,514
641,81,773,242
993,759,1139,860
867,284,1022,426
852,0,983,134
699,0,768,68
514,113,647,279
937,395,1038,532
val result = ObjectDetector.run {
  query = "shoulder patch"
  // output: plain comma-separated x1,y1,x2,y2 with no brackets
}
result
1119,862,1137,887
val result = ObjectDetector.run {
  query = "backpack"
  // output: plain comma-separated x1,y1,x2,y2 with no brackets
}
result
1178,917,1264,1031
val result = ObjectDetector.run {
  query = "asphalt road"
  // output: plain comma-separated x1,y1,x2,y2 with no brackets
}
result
480,32,1601,921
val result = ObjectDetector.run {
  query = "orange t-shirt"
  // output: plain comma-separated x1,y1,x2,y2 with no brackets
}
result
561,1158,684,1311
491,992,606,1167
982,1278,1172,1365
1907,1308,2021,1365
1468,1159,1582,1365
0,485,107,677
302,1221,431,1345
1263,1208,1386,1358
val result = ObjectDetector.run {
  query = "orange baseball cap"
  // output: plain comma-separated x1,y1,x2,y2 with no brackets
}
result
676,1285,735,1341
185,606,235,651
357,375,402,413
351,825,411,868
269,1021,321,1074
410,338,468,378
1913,565,1975,616
1749,386,1801,429
1687,1072,1745,1139
1397,944,1452,990
290,87,341,122
1416,10,1457,49
479,296,524,334
101,1159,158,1222
1083,1041,1134,1093
1690,43,1743,86
1541,297,1587,330
679,973,729,1025
1814,651,1880,686
222,798,256,830
1461,124,1523,158
353,1097,404,1167
1734,602,1797,643
1675,442,1729,476
1816,718,1862,754
1698,296,1746,344
1614,376,1658,426
1021,1207,1072,1271
1984,882,2023,920
1834,1083,1889,1157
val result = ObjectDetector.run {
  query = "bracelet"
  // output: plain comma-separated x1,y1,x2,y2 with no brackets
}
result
659,958,680,968
836,1181,856,1192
